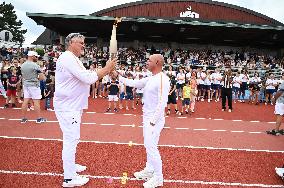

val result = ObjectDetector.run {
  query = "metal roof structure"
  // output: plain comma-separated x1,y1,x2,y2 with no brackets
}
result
27,12,284,48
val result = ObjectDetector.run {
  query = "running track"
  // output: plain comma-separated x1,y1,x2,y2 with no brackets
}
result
0,98,284,187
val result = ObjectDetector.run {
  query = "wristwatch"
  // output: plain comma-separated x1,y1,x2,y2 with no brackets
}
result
150,122,155,126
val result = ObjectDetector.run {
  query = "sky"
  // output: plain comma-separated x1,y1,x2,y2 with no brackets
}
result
1,0,284,45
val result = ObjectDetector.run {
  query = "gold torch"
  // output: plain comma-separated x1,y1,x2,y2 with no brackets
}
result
109,17,122,60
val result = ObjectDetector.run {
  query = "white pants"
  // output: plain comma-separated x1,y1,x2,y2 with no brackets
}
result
143,116,165,179
55,110,82,179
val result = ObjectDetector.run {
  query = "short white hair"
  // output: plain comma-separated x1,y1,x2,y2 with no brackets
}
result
65,33,85,48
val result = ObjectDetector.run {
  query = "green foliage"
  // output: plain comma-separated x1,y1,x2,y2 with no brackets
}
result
35,48,44,57
0,2,27,44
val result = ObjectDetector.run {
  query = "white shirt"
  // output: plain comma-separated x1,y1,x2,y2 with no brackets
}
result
266,79,278,89
176,72,185,84
211,72,222,84
53,51,98,111
240,74,249,83
120,72,170,124
233,75,242,88
199,72,206,85
204,75,211,85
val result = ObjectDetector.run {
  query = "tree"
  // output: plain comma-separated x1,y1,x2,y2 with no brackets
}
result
0,2,27,44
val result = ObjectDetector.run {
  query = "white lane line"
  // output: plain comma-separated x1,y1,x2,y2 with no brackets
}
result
8,119,22,121
0,170,282,188
82,123,96,125
193,129,207,131
175,128,189,130
248,132,262,134
177,117,187,119
213,119,224,121
164,127,170,129
231,131,245,133
120,124,135,127
212,130,227,132
46,121,58,123
0,135,283,153
104,113,114,115
195,118,206,120
250,121,260,123
123,114,133,116
0,118,5,120
86,112,96,114
100,124,115,126
232,120,243,122
268,122,275,124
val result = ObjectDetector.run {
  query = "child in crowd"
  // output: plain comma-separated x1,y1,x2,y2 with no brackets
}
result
124,72,136,110
167,74,179,115
106,74,119,112
44,75,53,111
179,80,191,115
135,74,144,105
4,67,20,108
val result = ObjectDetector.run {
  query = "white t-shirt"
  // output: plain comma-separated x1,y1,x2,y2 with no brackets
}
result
204,75,211,86
176,72,185,84
199,72,206,85
233,75,242,88
120,72,170,124
240,74,249,83
266,79,278,89
211,72,222,84
53,51,98,111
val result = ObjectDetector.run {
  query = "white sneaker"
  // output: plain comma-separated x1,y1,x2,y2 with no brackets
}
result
62,175,89,187
275,167,284,179
208,99,210,102
228,109,232,112
76,164,87,173
143,176,163,188
134,169,154,181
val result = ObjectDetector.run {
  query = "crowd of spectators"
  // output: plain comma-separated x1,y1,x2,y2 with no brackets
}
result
1,45,284,114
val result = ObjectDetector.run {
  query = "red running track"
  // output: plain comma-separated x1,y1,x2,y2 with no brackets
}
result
0,97,284,187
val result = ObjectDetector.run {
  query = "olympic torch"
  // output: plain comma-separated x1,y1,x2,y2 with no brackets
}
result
109,17,122,60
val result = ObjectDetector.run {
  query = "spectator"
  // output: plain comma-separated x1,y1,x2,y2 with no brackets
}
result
179,80,191,115
221,68,233,112
106,74,119,112
4,67,20,108
20,51,46,124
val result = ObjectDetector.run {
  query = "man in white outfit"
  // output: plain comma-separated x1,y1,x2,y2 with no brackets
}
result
54,33,117,187
116,54,170,188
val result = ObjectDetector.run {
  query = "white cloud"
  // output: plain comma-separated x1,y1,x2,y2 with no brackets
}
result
2,0,284,45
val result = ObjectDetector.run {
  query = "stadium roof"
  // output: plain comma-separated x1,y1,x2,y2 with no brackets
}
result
27,13,284,48
92,0,284,26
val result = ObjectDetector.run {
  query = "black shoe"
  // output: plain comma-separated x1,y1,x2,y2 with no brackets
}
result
113,108,118,112
4,104,9,108
11,103,16,108
279,129,284,135
266,129,281,136
106,108,111,112
20,118,28,124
